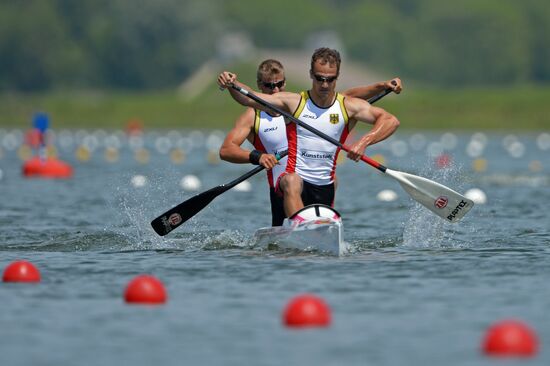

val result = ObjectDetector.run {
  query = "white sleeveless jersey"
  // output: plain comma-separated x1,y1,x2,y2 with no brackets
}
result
286,91,350,185
253,110,288,188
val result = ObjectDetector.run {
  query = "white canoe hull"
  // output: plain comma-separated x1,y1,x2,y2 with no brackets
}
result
253,204,348,256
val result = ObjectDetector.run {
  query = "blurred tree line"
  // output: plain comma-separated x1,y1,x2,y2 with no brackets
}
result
1,0,548,91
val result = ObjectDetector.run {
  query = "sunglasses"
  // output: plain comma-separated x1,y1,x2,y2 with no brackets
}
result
260,79,285,90
312,74,338,83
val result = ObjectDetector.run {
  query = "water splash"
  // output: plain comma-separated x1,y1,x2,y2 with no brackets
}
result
349,236,402,252
402,158,474,249
107,171,256,253
106,170,185,251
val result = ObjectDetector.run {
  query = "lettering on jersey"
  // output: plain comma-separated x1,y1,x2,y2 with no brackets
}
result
330,113,339,124
303,114,317,119
300,150,334,160
263,126,278,133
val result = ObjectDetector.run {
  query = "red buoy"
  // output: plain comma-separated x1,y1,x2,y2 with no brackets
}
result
124,275,167,304
3,260,41,282
23,156,73,179
283,294,331,327
25,128,43,147
482,319,538,357
435,153,452,169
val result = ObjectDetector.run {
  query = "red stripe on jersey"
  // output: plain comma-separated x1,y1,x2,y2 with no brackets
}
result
285,122,298,174
330,124,350,181
253,133,267,153
253,131,274,187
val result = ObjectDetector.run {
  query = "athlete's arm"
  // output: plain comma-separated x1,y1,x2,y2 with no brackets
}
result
219,108,279,169
341,78,402,100
219,108,256,163
217,71,299,113
345,97,400,161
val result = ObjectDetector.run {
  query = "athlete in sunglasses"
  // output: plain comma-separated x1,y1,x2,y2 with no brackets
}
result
219,53,401,224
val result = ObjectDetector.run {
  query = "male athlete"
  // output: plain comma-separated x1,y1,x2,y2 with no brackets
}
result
218,50,400,221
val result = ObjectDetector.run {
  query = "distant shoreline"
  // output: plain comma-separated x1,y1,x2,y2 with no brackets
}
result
1,85,549,130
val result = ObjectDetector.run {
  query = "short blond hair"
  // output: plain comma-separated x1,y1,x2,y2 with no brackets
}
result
257,59,285,82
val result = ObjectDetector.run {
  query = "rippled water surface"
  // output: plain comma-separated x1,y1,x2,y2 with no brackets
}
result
1,131,549,366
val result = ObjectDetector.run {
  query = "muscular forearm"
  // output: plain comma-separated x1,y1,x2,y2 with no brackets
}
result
227,81,263,108
343,78,402,100
220,144,279,169
219,143,252,164
343,82,386,100
358,113,400,147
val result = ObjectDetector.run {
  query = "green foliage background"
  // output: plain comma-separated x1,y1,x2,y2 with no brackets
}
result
1,0,549,130
1,0,549,91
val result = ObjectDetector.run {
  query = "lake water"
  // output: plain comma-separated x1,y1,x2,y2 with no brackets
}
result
1,130,549,366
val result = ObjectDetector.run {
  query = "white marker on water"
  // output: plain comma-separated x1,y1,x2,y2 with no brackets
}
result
130,175,147,188
233,181,251,192
464,188,487,204
376,189,398,202
180,175,201,191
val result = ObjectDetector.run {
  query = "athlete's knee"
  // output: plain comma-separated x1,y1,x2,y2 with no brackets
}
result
280,173,303,195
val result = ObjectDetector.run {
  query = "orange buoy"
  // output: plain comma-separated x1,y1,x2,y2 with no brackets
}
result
22,156,73,178
124,275,167,304
283,294,331,327
3,260,41,282
126,118,144,136
482,319,538,357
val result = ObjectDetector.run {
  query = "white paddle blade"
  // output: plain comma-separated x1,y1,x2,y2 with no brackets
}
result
385,169,474,223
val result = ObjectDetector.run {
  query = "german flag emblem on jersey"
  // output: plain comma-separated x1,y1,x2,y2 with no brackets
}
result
330,113,339,124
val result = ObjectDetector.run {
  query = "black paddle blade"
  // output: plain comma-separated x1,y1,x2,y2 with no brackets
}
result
150,164,268,236
150,186,225,236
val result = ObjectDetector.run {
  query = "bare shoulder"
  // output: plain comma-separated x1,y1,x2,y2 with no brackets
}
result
279,91,300,97
343,95,371,113
224,107,256,144
275,91,301,102
235,107,256,125
278,91,301,111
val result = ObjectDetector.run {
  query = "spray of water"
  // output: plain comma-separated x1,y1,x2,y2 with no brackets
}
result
110,169,253,252
402,158,475,249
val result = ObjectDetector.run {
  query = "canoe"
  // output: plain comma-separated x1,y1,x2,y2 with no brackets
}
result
253,204,348,256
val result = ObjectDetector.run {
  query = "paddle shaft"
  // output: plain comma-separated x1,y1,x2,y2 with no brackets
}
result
225,84,474,224
231,85,474,222
150,151,286,236
230,84,392,173
220,86,392,182
224,150,287,189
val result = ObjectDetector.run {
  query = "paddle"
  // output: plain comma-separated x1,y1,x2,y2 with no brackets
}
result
229,84,474,223
150,89,393,236
150,152,286,236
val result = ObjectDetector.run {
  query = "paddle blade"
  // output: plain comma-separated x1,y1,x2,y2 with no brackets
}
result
385,169,474,223
150,186,224,236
